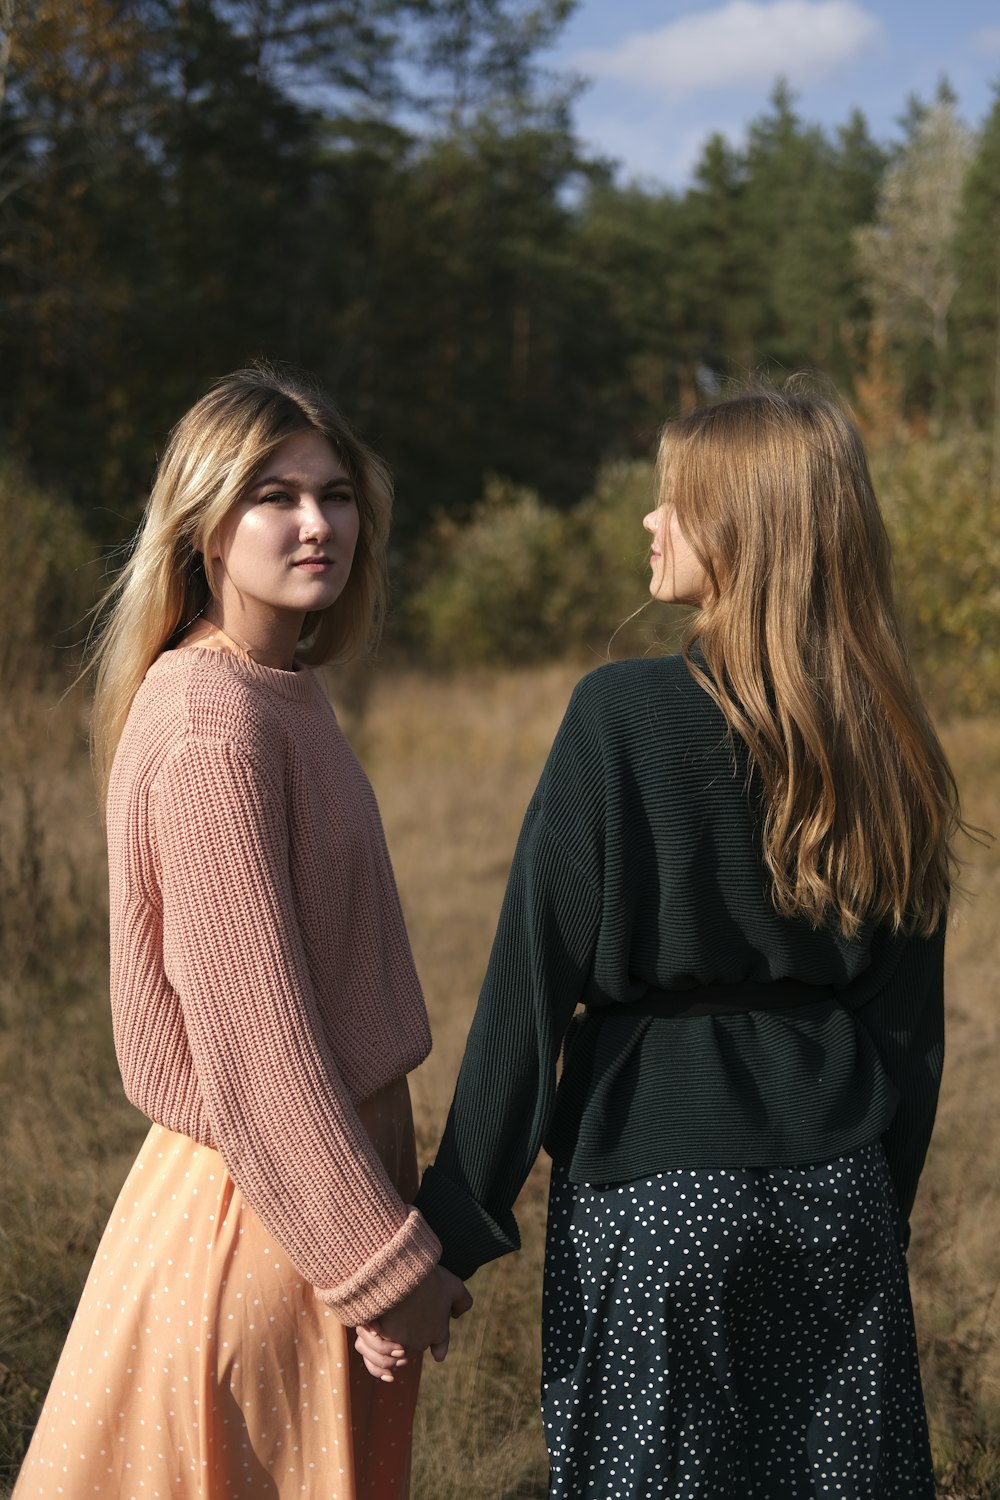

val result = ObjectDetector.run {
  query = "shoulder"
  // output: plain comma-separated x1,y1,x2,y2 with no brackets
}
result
571,654,697,703
115,651,329,803
536,655,723,805
140,649,327,748
563,654,721,742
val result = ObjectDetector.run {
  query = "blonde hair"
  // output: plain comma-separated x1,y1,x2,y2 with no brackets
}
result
658,384,959,937
90,364,391,796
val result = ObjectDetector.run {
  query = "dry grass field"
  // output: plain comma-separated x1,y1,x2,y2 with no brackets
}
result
1,661,998,1497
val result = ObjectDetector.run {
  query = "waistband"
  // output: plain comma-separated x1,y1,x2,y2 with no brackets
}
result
583,978,835,1020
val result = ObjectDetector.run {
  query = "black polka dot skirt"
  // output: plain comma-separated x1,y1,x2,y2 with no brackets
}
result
541,1144,934,1498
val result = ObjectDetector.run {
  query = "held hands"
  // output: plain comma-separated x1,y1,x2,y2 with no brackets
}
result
354,1265,472,1381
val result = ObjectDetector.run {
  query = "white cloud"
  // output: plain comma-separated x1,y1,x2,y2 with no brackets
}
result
973,26,1000,56
572,0,883,97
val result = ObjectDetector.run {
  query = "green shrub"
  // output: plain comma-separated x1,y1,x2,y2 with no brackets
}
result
546,460,661,646
407,463,684,666
408,478,566,666
873,436,1000,714
0,459,98,691
406,439,999,713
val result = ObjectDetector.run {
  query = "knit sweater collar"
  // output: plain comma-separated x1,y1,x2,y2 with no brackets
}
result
151,645,323,704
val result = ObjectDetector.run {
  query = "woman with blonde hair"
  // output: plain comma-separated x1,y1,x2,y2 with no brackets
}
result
362,385,955,1495
14,364,469,1499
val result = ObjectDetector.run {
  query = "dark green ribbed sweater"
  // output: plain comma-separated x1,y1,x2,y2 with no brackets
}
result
415,655,945,1281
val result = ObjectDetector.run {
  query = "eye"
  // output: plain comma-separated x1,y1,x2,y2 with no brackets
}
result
323,487,355,506
258,489,293,506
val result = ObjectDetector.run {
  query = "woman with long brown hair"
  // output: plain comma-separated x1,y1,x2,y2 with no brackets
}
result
14,365,469,1499
361,385,956,1496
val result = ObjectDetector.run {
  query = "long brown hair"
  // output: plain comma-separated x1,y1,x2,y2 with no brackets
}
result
658,384,959,937
90,364,391,797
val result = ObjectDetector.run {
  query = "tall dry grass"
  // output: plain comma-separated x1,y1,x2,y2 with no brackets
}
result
1,661,997,1497
0,688,142,1490
908,718,1000,1495
360,664,580,1499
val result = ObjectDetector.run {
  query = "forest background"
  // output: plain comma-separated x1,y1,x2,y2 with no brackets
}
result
1,0,999,1495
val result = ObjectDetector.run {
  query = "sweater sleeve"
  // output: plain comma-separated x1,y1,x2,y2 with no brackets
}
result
415,698,604,1279
154,735,441,1325
853,921,946,1237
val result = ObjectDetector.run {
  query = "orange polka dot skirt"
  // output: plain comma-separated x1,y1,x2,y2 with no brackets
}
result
14,1083,422,1499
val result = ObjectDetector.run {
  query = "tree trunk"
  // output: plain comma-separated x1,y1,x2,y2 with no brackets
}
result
0,0,15,115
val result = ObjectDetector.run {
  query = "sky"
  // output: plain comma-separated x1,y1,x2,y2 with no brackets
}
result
541,0,1000,188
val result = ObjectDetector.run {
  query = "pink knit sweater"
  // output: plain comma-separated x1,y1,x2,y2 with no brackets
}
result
106,646,442,1324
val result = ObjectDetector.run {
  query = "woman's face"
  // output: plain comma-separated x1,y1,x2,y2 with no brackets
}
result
643,503,707,605
209,430,360,633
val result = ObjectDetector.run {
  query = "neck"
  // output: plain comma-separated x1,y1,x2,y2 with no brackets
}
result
185,610,302,671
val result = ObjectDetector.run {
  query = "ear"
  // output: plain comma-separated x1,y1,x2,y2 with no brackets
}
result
189,535,220,590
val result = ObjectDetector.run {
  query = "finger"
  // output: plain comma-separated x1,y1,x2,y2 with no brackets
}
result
429,1335,450,1362
355,1329,406,1359
451,1287,474,1317
357,1332,409,1365
358,1348,408,1372
354,1334,408,1370
361,1332,404,1356
356,1320,407,1360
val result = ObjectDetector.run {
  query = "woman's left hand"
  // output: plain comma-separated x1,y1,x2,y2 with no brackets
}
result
354,1324,409,1382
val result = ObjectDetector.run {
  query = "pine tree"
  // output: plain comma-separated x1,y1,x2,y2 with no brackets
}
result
740,87,884,387
684,130,756,376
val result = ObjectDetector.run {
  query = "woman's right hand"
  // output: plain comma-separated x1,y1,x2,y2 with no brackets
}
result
380,1264,472,1355
355,1266,472,1379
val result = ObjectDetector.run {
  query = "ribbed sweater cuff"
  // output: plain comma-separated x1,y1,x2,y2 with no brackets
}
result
414,1164,520,1281
314,1208,442,1325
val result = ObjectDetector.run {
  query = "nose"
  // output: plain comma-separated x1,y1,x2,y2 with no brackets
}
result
300,498,331,543
643,508,659,536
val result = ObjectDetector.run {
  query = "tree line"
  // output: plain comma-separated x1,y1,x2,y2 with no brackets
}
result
1,1,999,556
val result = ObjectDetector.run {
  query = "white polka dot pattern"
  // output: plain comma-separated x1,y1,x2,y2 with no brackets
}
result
541,1145,934,1498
